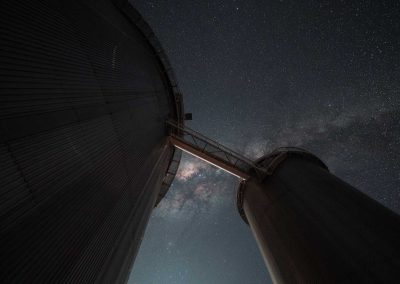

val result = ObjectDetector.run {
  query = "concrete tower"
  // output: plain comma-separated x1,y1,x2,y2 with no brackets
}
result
237,148,400,283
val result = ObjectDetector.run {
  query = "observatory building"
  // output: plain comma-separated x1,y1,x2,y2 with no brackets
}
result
237,149,400,283
1,0,400,284
0,0,183,282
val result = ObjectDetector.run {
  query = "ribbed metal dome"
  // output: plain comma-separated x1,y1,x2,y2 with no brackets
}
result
0,0,182,282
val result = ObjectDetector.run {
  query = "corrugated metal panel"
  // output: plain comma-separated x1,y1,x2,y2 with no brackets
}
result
0,0,178,282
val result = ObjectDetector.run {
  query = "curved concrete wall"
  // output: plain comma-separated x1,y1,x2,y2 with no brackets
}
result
240,152,400,283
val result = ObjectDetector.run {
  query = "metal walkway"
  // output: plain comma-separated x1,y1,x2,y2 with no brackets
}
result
166,120,266,180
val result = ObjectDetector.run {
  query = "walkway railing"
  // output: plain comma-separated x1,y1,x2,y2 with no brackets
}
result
166,120,266,180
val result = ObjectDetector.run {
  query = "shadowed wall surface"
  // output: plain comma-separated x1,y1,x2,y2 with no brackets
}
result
241,151,400,283
0,0,180,282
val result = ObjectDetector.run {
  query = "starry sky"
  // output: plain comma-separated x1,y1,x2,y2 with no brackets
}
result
128,1,400,283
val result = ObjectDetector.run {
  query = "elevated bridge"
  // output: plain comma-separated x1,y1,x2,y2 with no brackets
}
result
166,120,266,180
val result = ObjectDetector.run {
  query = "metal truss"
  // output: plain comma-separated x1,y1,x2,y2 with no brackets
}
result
166,120,266,180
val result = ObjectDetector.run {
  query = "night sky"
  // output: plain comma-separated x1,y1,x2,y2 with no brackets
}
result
128,1,400,283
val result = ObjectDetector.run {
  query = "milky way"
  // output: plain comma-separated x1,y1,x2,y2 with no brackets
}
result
155,154,231,222
128,1,400,283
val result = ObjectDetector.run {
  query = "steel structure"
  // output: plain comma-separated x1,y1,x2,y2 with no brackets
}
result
2,0,399,283
167,120,266,179
0,0,182,283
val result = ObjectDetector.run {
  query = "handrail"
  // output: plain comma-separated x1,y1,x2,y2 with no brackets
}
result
166,120,267,180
